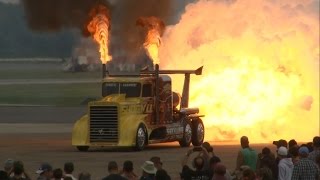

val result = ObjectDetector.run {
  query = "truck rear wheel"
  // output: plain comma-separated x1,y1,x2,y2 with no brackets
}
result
179,121,192,147
192,119,204,146
76,146,89,152
135,124,147,151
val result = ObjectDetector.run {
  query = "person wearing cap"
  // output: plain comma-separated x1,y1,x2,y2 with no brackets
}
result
308,136,320,163
36,163,53,180
102,161,126,180
236,136,258,171
277,147,293,180
291,146,320,180
150,157,162,170
4,159,14,176
140,161,156,180
64,162,77,180
121,160,138,180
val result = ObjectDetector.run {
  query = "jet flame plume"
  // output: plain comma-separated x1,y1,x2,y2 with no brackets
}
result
87,5,111,64
137,16,165,65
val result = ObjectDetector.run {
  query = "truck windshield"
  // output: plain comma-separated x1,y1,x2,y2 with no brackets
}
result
103,82,141,97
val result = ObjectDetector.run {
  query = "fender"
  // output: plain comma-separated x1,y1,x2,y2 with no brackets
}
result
72,114,89,146
118,114,148,146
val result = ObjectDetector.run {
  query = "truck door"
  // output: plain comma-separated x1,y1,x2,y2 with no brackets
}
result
141,83,154,124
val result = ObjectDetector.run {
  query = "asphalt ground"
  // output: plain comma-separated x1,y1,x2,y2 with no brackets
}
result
0,106,277,180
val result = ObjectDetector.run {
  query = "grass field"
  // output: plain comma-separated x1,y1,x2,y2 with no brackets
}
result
0,62,102,106
0,83,101,106
0,62,101,79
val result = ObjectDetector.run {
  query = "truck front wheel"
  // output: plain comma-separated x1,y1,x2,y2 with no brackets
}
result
192,119,204,146
179,121,192,147
135,124,147,151
76,146,89,152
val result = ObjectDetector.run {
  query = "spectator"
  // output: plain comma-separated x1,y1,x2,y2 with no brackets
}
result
256,147,277,178
102,161,126,180
288,139,298,149
0,170,9,180
242,169,255,180
273,139,288,149
64,177,72,180
150,157,162,170
10,161,31,180
256,151,275,180
236,136,258,171
155,169,171,180
291,146,320,180
201,142,214,170
316,154,320,168
212,163,227,180
288,146,300,165
256,168,273,180
53,168,63,180
308,136,320,163
140,161,156,180
202,142,214,157
121,160,138,180
3,159,14,176
277,147,293,180
35,163,53,180
64,162,77,180
78,172,91,180
307,142,314,152
208,156,233,180
181,148,210,180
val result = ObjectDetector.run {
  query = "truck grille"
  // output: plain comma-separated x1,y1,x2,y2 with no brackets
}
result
89,106,118,143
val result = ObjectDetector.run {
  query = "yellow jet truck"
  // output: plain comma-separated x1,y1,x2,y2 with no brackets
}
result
72,64,205,151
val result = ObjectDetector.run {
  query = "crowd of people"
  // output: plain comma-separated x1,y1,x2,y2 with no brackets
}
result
0,136,319,180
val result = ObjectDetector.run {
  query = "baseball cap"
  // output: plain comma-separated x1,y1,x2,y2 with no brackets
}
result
299,146,309,154
278,147,288,156
36,163,52,174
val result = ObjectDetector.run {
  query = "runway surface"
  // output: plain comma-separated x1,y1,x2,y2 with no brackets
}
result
0,107,276,179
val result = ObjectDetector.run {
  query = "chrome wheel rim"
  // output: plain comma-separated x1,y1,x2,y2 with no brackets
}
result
185,124,192,143
137,128,146,147
197,123,204,142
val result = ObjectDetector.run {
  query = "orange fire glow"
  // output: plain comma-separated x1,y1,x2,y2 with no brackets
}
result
137,16,165,65
87,5,111,64
160,0,319,143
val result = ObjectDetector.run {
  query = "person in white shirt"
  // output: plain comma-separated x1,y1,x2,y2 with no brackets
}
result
277,147,293,180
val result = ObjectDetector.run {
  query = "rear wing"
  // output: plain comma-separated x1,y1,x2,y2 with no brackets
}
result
102,64,203,77
140,65,203,76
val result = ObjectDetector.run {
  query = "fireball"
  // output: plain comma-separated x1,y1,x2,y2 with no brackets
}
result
160,0,319,143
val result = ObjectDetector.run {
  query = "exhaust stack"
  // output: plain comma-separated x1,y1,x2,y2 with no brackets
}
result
102,63,107,78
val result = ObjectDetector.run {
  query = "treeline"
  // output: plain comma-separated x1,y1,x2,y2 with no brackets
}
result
0,3,77,58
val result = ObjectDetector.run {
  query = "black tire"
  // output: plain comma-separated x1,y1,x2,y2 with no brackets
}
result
192,119,205,146
76,146,89,152
179,120,192,147
135,124,147,151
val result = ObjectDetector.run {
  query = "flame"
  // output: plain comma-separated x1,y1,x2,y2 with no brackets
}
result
87,5,111,64
137,16,165,65
160,0,319,143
